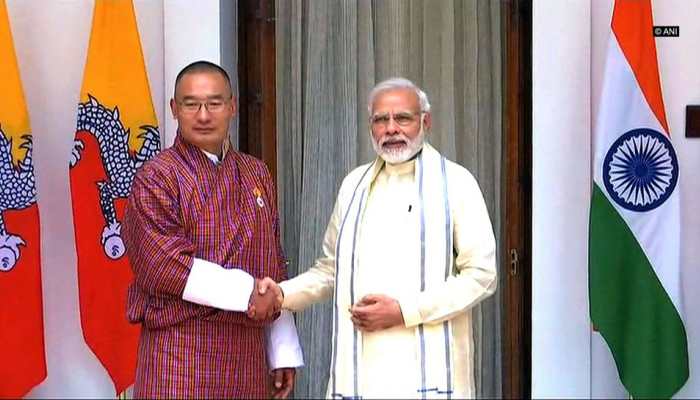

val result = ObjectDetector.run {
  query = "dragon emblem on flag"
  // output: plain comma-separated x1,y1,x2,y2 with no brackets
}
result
0,126,35,272
70,95,160,260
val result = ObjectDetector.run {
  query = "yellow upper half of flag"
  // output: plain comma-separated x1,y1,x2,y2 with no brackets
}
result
0,0,31,162
80,0,157,151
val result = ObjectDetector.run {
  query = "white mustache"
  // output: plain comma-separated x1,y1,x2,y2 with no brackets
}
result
379,135,409,147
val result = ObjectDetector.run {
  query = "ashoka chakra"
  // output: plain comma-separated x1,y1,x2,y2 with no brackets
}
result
602,128,678,212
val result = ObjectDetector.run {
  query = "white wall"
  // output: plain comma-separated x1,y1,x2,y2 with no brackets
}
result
163,0,222,147
534,0,700,398
6,0,221,397
531,0,591,397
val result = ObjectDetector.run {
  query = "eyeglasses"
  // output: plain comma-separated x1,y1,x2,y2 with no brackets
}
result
177,99,229,114
370,111,423,127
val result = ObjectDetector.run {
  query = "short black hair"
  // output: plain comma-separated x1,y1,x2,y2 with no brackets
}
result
174,60,233,98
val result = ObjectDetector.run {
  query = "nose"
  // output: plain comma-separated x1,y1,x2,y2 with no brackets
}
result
385,115,400,134
195,104,212,122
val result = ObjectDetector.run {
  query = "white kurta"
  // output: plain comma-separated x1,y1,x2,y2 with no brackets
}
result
357,160,421,398
281,147,497,399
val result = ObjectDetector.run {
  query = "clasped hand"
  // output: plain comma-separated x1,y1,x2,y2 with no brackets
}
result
247,277,283,320
349,294,405,332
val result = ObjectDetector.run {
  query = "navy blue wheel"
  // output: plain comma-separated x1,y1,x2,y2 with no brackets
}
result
602,128,678,212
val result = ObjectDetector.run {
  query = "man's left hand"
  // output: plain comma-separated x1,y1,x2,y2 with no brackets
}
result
349,294,404,332
270,367,295,399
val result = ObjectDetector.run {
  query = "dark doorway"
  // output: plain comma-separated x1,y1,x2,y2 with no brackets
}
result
237,0,277,183
501,0,532,398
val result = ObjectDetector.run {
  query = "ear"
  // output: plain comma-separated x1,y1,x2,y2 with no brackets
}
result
169,98,177,119
422,112,432,130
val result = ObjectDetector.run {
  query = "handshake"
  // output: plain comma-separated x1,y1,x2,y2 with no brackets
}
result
247,277,283,320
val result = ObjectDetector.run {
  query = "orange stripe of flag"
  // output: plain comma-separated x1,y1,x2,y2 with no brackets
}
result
611,0,670,135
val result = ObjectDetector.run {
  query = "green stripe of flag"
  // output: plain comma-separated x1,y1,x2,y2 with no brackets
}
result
589,184,688,398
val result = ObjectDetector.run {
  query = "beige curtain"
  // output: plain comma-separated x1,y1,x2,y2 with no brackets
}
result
276,1,502,397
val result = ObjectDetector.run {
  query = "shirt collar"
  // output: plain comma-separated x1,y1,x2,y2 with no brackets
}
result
200,148,221,165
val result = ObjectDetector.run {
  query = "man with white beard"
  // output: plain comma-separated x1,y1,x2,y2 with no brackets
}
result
257,77,497,399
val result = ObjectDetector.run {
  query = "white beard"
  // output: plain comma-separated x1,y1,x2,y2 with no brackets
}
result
371,125,426,164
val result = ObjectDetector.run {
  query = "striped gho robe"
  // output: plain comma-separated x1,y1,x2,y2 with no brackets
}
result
123,134,286,398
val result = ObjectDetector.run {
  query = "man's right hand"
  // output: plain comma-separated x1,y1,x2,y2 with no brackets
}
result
247,277,283,320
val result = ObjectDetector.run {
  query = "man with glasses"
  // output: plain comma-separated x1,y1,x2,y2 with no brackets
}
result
123,61,302,398
259,77,497,398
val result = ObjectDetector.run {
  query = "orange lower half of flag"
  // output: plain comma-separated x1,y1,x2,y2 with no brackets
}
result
0,204,46,398
70,131,139,394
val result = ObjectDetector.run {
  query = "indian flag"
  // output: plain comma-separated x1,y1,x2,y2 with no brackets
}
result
589,0,688,398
